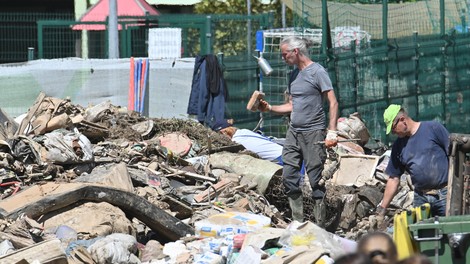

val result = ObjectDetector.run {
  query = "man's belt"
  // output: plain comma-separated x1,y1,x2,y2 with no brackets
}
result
418,184,447,195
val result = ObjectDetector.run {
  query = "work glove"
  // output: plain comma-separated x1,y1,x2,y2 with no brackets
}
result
373,205,388,231
324,130,338,148
258,99,272,113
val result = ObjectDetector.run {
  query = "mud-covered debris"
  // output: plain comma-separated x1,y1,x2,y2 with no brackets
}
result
0,93,408,262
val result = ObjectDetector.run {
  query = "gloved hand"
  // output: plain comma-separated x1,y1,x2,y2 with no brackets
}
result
374,205,388,231
324,130,338,148
258,99,272,113
375,205,387,216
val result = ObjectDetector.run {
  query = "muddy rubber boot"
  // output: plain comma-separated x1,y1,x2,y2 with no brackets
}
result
288,195,304,222
313,199,326,228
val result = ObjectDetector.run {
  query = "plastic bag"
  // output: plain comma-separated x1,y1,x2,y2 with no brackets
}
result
277,221,352,259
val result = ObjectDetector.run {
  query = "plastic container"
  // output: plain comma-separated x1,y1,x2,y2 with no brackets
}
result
194,212,271,238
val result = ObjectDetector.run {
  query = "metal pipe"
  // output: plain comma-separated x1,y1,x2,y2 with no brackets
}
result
108,0,119,59
247,0,252,58
282,2,286,28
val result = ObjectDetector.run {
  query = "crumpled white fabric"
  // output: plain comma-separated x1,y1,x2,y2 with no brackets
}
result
88,233,140,264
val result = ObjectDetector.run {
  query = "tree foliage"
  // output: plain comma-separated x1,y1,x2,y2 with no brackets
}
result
195,0,293,28
194,0,293,55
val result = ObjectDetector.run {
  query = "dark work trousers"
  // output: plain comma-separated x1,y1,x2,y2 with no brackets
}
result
282,129,327,199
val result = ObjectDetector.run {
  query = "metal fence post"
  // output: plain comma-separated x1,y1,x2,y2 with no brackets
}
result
247,0,252,59
37,21,43,59
205,15,212,55
108,0,119,59
382,0,388,41
321,0,329,55
440,0,445,36
441,34,450,123
413,32,420,118
27,47,34,61
351,41,358,113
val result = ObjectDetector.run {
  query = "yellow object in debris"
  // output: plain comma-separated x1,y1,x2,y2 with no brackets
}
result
291,234,316,246
393,203,431,260
393,209,418,260
416,203,431,222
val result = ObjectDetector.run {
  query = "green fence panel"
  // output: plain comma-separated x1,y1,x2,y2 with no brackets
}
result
0,13,75,63
223,57,259,126
357,48,389,105
334,52,356,108
446,90,470,129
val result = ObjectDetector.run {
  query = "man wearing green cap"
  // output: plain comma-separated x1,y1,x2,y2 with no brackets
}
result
376,104,450,219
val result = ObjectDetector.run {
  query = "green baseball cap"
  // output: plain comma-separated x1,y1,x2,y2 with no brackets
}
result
384,104,401,134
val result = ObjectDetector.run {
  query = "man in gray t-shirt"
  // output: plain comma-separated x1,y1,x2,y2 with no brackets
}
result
259,36,339,226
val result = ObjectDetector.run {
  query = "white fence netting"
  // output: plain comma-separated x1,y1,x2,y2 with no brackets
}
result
0,58,195,119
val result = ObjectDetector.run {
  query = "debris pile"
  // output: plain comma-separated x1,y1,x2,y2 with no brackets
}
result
0,92,414,263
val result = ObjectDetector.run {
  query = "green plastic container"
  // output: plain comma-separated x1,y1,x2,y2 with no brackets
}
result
408,215,470,264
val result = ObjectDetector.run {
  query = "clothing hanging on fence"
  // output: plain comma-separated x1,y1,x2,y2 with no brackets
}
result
187,54,228,129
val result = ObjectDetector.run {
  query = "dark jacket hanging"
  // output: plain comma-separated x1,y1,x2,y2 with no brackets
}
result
187,54,228,130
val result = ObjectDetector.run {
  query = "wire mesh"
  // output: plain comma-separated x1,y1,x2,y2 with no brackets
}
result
289,0,469,39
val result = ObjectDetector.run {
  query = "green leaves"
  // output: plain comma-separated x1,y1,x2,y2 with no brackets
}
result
195,0,275,15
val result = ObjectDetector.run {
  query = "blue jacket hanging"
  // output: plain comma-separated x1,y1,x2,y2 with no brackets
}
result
187,54,228,129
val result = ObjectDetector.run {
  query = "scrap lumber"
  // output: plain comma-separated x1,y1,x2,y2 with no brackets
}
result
160,163,217,182
193,178,233,203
